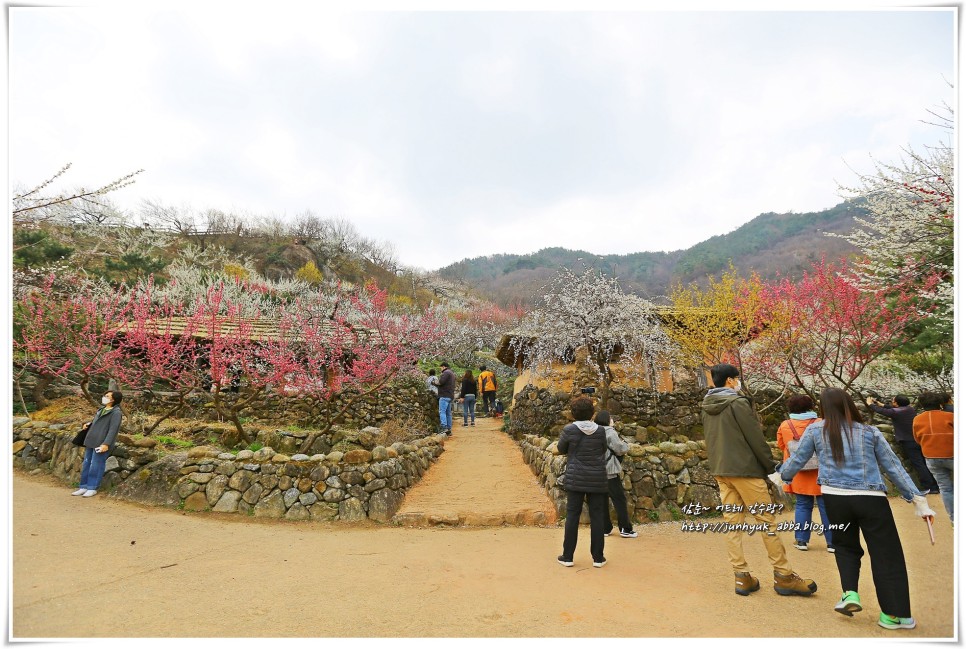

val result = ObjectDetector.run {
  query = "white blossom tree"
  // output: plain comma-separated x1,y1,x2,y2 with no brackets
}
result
12,163,142,230
509,266,670,408
836,104,953,332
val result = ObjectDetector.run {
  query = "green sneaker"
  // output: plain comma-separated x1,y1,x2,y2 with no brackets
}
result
878,612,916,630
834,591,862,617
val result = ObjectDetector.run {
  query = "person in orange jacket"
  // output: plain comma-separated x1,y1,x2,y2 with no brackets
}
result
478,366,498,417
776,394,835,552
913,392,954,523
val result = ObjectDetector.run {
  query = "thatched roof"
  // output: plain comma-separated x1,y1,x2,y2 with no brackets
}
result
117,316,356,343
494,306,721,367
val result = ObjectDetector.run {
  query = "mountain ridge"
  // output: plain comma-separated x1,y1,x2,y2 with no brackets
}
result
436,201,865,306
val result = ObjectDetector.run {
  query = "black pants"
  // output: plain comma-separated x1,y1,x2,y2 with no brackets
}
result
561,490,608,562
482,391,497,414
604,476,633,534
898,440,939,491
823,493,911,618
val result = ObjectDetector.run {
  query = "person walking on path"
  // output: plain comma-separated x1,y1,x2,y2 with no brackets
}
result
775,394,834,553
701,363,817,598
459,369,478,427
781,388,935,630
913,392,954,524
594,410,637,538
478,366,498,417
437,362,456,435
72,391,123,498
866,395,939,494
557,396,609,568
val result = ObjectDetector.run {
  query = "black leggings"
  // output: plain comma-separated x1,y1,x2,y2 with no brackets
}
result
604,476,633,533
823,493,911,618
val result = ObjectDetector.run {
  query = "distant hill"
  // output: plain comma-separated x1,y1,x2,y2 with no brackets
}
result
437,201,865,306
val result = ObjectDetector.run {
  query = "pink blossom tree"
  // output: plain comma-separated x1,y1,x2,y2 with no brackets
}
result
15,275,136,409
291,282,445,454
742,258,924,397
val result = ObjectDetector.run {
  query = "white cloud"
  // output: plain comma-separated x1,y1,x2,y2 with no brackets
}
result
8,7,955,271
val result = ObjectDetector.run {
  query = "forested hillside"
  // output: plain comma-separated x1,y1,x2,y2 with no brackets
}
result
437,201,864,305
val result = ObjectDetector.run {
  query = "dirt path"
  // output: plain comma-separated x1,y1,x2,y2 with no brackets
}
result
393,416,556,526
12,471,955,639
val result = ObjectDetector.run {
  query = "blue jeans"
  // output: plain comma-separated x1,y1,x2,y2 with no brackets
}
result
925,458,954,522
794,494,833,546
439,397,453,430
79,447,108,490
462,394,476,424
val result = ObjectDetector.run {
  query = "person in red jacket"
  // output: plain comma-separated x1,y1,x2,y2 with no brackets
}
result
913,392,954,523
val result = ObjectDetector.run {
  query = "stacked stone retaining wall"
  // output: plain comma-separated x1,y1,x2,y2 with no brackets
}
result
12,418,443,522
508,384,787,442
31,380,438,432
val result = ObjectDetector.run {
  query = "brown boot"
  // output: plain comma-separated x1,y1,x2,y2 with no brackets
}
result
774,571,818,596
734,571,760,596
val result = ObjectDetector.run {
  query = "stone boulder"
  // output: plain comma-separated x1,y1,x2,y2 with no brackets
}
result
110,453,187,508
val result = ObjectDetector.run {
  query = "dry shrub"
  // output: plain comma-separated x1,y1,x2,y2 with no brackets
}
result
31,395,95,424
377,414,431,446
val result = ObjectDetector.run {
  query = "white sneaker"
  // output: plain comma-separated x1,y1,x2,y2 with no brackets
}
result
619,529,638,538
71,488,87,496
593,559,607,568
82,490,97,497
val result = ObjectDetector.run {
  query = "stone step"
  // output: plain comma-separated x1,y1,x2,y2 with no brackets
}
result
392,509,554,527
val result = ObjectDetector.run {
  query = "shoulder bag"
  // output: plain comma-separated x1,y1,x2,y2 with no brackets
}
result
784,419,819,471
72,422,90,446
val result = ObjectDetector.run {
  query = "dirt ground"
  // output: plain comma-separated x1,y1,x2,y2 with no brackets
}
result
11,466,956,639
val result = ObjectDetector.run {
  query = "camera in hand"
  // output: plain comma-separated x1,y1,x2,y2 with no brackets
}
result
580,386,596,395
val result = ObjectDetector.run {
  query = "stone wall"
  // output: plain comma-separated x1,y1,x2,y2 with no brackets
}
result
12,418,443,522
509,384,787,442
254,382,437,430
33,379,439,433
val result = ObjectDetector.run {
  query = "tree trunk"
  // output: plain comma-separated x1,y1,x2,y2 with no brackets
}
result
79,376,98,406
15,378,31,417
145,396,188,434
31,373,54,411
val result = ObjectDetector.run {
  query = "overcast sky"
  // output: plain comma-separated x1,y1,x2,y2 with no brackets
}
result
8,4,955,270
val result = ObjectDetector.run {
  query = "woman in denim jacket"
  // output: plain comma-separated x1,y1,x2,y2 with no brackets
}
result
780,388,935,631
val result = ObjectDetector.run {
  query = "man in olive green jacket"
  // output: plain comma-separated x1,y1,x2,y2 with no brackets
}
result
701,363,816,598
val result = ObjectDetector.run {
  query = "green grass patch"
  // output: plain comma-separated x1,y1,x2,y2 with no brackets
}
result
247,442,264,452
156,436,193,448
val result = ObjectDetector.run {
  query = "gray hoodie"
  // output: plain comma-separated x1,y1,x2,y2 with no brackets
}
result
603,426,629,478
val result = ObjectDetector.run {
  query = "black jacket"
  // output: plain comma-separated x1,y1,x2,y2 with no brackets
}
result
869,404,916,442
437,368,456,399
460,377,477,396
558,423,608,493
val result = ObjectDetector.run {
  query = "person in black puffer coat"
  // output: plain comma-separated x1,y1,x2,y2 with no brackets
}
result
557,396,609,568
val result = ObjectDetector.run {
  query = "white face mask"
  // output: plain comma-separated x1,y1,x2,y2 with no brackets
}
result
101,395,111,405
734,379,742,392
